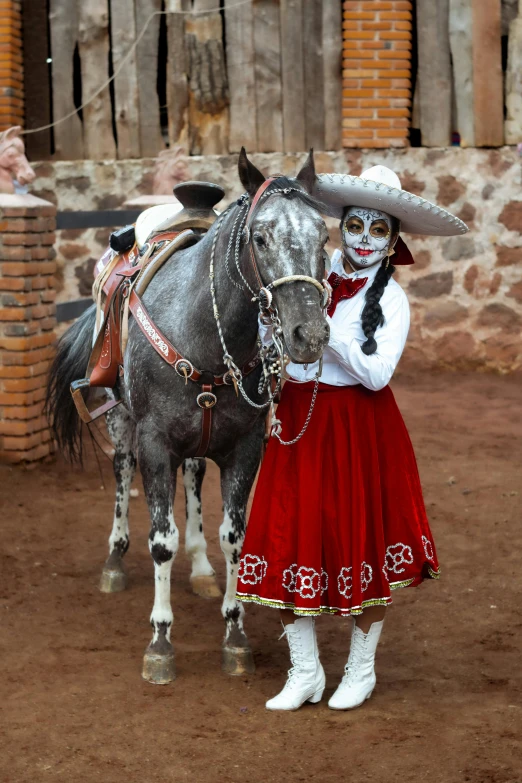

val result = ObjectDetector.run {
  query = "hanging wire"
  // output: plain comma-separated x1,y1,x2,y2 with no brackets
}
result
21,0,253,137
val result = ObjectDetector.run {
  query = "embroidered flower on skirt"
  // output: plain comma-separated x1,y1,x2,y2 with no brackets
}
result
337,566,353,598
361,562,373,592
282,565,328,599
238,554,267,585
422,535,435,561
384,543,414,575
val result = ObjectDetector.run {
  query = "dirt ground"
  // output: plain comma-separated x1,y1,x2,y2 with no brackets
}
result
1,372,521,783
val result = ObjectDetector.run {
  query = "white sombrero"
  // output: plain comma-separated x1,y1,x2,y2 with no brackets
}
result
313,165,468,236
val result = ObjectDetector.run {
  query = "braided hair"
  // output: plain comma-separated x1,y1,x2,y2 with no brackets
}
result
342,214,400,356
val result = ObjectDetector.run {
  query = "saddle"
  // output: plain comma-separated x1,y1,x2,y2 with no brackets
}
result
71,181,262,456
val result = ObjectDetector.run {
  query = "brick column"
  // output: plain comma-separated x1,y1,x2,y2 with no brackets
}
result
342,0,413,148
0,0,24,130
0,194,56,463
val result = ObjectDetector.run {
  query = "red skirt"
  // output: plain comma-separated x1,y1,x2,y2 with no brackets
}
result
236,381,439,616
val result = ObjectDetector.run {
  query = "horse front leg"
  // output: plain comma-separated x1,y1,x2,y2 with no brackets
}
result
218,424,264,675
138,429,180,685
100,404,136,593
182,458,222,599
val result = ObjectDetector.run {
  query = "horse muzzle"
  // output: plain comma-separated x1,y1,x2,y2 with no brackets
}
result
284,318,330,365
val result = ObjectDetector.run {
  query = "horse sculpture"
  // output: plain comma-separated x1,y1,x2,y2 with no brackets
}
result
46,150,330,684
0,126,35,194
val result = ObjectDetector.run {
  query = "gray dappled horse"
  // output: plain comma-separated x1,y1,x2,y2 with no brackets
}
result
46,151,330,683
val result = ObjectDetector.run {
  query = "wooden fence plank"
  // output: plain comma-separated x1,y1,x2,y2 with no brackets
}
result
185,0,229,155
303,0,324,150
166,0,189,150
472,0,503,146
225,0,257,153
21,0,52,159
78,0,117,160
416,0,452,146
135,0,165,157
110,0,141,158
280,0,305,152
254,0,283,153
48,0,84,159
449,0,475,146
505,6,522,144
323,0,342,151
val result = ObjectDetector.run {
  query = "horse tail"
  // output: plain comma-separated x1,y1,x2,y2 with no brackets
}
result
45,304,97,463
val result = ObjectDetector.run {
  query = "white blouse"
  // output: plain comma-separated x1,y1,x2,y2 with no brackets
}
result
263,249,410,392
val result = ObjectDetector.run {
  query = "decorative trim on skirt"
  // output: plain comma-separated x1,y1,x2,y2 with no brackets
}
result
236,381,440,617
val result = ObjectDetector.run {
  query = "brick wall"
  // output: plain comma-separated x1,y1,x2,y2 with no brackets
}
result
0,0,24,130
0,194,57,463
342,0,412,148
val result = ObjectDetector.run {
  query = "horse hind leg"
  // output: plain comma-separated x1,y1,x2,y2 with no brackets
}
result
182,458,222,599
99,405,136,593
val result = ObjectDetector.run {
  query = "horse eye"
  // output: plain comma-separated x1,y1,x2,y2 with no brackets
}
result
254,233,266,247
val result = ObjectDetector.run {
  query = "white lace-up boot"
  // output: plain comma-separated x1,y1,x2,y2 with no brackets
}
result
328,619,384,710
266,617,325,711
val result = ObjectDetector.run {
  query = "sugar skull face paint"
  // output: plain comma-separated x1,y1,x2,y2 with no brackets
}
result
342,206,392,268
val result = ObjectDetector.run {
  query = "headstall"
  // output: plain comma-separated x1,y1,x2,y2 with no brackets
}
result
209,177,331,446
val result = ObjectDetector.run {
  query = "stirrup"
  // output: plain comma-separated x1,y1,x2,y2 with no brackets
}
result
70,378,122,424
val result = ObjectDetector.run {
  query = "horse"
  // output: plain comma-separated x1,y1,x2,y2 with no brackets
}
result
46,150,330,684
0,126,35,194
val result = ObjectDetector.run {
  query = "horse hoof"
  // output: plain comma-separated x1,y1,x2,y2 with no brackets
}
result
99,565,127,593
190,574,222,599
222,645,255,676
142,649,176,685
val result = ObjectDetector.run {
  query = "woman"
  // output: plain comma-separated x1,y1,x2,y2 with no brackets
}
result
236,165,468,711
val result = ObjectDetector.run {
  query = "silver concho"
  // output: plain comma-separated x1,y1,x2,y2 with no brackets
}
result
197,391,217,409
175,359,194,380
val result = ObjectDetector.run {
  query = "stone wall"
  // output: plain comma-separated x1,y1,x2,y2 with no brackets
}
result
31,146,522,372
0,194,57,463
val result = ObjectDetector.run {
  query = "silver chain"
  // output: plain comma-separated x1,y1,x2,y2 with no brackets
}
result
270,370,321,446
209,211,276,410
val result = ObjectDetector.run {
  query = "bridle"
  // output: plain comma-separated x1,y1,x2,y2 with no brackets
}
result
209,177,331,445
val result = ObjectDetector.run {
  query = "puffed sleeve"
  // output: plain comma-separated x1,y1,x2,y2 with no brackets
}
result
326,286,410,391
258,316,273,346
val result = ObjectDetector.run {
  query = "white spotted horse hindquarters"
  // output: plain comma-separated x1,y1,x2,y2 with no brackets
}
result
182,458,222,599
99,403,137,593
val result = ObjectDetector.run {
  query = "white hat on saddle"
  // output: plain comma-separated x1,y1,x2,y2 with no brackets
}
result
313,164,469,236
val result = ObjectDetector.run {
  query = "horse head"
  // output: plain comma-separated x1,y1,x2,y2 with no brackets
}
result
0,126,36,193
238,149,330,365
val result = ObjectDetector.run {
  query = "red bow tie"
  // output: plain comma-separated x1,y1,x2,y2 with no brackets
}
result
327,271,368,316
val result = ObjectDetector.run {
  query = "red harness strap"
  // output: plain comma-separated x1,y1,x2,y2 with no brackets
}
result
128,291,260,386
245,178,276,289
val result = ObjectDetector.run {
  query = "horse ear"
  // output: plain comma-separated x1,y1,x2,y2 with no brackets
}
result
238,147,266,197
296,149,316,194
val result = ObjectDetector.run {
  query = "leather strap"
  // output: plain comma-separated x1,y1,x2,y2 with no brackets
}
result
194,384,214,457
245,177,276,228
245,178,276,290
128,290,260,385
70,379,122,424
